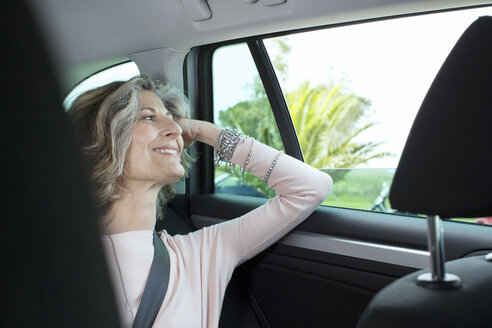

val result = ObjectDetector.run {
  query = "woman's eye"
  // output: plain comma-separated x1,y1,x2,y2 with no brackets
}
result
142,115,155,121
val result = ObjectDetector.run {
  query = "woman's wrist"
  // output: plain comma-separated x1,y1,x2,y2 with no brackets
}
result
195,120,221,147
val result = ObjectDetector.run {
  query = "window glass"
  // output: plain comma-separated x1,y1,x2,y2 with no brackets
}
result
63,61,139,110
212,43,282,198
262,7,492,220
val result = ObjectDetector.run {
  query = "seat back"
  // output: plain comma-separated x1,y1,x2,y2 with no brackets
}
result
389,16,492,218
1,2,120,326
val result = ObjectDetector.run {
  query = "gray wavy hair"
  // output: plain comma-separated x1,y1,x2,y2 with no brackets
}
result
67,74,195,217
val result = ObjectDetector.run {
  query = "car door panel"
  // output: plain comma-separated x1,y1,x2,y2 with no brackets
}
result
187,194,492,327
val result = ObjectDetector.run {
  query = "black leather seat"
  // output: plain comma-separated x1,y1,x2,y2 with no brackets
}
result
357,16,492,328
1,2,120,326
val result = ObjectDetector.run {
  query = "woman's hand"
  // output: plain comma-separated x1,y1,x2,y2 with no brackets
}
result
177,118,222,148
177,118,199,148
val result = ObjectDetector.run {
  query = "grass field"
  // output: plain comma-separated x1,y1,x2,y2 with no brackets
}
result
215,167,490,226
321,168,395,211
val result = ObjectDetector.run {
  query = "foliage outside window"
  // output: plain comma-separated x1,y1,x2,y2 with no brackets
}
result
213,7,492,223
213,44,280,198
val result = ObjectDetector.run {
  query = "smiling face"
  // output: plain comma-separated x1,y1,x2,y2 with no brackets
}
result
123,90,185,188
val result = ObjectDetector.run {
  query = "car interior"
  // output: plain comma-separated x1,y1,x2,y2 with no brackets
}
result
3,0,492,327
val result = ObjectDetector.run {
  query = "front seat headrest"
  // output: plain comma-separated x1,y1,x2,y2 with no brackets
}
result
389,16,492,218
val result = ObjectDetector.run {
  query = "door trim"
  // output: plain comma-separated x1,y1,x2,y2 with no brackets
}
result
191,214,430,269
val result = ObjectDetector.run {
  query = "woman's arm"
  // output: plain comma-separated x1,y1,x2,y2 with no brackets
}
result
177,119,333,265
226,138,333,264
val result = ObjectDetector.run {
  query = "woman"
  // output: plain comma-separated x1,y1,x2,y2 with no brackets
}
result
68,75,332,327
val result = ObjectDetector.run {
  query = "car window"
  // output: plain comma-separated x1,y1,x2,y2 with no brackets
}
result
263,7,492,220
213,43,282,198
63,61,140,110
211,7,492,225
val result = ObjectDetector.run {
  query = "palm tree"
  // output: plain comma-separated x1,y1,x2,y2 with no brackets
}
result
217,78,391,197
286,81,391,175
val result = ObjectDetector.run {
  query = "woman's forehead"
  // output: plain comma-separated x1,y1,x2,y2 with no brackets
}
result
138,90,169,114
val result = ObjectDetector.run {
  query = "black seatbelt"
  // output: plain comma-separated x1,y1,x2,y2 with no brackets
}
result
132,230,170,328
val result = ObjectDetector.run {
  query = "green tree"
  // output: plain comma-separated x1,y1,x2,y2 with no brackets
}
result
287,81,391,181
218,95,283,151
216,37,390,198
217,81,282,198
218,79,390,194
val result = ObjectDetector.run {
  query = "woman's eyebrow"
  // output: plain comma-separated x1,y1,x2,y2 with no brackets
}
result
140,106,173,117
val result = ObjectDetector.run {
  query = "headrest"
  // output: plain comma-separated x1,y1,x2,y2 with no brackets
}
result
357,255,492,328
389,16,492,218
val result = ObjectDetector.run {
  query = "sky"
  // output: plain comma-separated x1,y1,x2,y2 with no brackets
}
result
213,6,492,168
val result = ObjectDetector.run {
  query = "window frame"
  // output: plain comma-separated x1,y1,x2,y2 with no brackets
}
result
246,40,303,160
188,5,492,220
190,37,305,195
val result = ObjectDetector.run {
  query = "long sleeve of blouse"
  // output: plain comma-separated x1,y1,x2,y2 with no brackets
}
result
101,138,333,328
187,138,333,266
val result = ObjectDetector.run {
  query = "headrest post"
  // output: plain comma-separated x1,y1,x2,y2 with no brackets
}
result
416,215,461,289
428,215,445,280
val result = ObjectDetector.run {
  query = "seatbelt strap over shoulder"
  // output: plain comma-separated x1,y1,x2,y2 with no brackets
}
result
132,230,170,328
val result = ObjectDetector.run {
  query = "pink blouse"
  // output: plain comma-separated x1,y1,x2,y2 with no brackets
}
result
101,139,333,327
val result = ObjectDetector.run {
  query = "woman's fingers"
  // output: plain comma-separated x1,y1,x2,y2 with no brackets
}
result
176,118,198,148
177,119,222,148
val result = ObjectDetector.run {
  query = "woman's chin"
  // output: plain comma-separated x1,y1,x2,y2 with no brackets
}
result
165,168,186,184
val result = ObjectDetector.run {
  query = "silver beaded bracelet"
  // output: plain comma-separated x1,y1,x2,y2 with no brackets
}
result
263,150,283,183
214,128,243,172
241,138,254,175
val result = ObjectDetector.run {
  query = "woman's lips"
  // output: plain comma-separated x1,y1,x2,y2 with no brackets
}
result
152,146,178,155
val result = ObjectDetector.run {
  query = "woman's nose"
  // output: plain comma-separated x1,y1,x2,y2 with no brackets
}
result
160,117,182,138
